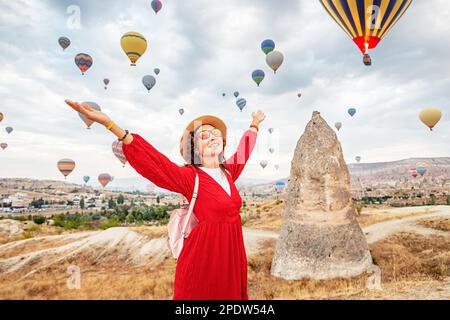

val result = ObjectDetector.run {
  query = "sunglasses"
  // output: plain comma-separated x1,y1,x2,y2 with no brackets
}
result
194,128,223,140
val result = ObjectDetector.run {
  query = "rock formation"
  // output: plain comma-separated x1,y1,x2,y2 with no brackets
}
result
271,111,373,280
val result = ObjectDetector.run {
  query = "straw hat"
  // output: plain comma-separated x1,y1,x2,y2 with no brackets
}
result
179,115,227,163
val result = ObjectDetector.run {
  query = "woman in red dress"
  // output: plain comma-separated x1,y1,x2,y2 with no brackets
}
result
65,99,265,300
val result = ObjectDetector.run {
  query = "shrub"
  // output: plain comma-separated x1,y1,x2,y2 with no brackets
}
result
100,217,120,230
32,215,46,225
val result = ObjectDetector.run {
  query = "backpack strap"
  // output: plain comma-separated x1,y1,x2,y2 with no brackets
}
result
181,172,199,235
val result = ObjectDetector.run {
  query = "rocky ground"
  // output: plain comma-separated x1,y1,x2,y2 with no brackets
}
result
0,204,450,299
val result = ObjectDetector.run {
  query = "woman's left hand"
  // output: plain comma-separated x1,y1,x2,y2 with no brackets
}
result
252,110,266,125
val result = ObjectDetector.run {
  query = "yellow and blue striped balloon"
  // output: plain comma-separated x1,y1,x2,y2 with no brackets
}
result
319,0,412,54
120,32,148,66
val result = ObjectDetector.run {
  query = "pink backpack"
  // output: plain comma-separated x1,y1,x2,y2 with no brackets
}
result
166,173,199,259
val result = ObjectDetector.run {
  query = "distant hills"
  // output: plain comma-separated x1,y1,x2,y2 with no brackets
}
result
1,158,449,195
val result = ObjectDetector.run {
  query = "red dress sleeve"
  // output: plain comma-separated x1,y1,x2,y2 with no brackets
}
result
122,133,196,201
224,129,258,182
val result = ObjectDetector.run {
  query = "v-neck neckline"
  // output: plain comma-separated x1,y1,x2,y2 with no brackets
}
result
197,166,233,199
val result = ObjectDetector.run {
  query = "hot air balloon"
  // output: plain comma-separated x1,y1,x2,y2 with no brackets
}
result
266,50,284,73
355,156,361,163
274,181,286,191
179,108,184,115
74,53,93,75
142,75,156,92
261,39,275,55
0,143,7,150
222,93,226,97
57,158,75,179
416,162,427,177
98,173,112,188
252,69,265,86
120,31,147,66
269,147,275,154
112,140,127,167
0,112,3,122
297,93,302,98
335,122,342,131
274,164,279,170
236,98,246,111
260,160,268,169
409,167,417,178
58,36,71,51
5,127,13,134
348,108,356,117
103,78,110,90
151,0,162,14
154,68,160,75
419,108,442,131
268,128,274,134
416,166,426,177
319,0,413,65
83,176,90,184
78,102,101,129
234,91,239,98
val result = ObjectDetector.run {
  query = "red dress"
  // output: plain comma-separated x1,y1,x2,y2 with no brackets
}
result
122,129,258,300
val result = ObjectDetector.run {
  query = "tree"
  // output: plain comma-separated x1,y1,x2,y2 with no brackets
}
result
156,195,160,204
80,196,85,210
117,194,125,204
32,215,46,225
108,197,116,209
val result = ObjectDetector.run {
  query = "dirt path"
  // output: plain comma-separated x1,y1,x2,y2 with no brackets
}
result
243,206,450,248
363,206,450,243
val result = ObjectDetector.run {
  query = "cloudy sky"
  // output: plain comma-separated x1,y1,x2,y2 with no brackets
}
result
0,0,449,188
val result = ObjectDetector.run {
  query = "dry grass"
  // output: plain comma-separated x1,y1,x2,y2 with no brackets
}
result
370,232,450,282
356,208,434,227
0,259,177,299
130,225,167,239
417,218,450,232
2,231,450,299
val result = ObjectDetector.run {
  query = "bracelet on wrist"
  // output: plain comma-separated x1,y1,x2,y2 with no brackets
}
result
250,124,259,131
105,120,115,130
119,130,129,141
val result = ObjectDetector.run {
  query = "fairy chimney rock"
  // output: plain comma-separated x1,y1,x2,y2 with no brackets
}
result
271,111,373,280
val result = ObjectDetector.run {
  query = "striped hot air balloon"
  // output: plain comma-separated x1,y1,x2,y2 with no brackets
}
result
57,158,76,179
58,36,71,51
120,32,148,66
98,173,112,188
319,0,412,64
112,140,127,167
74,53,93,75
236,98,247,111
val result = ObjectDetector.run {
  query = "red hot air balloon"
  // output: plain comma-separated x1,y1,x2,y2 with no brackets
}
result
98,173,112,188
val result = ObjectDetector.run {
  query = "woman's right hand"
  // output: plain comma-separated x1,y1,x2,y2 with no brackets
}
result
65,99,111,126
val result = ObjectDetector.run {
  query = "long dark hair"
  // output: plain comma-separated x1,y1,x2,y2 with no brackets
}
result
182,129,228,174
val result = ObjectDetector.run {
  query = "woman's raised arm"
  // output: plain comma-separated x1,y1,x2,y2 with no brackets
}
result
224,110,265,182
64,99,195,199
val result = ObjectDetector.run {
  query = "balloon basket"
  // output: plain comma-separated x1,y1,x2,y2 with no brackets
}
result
130,63,136,66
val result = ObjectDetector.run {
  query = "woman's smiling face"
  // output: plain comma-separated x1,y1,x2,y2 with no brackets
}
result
194,124,224,160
